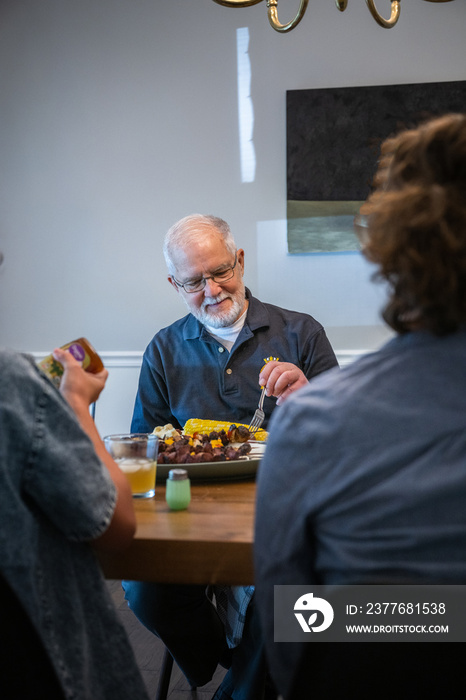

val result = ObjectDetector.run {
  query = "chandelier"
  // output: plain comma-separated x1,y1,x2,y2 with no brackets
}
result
212,0,455,33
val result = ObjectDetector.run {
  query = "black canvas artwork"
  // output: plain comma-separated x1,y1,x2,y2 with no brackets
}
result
287,80,466,254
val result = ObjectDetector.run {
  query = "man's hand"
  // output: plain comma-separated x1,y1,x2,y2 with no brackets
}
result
259,361,308,406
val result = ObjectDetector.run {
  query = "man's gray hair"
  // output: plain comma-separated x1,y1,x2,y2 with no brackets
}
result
163,214,237,274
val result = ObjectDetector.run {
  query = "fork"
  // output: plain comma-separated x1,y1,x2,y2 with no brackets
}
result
248,386,266,435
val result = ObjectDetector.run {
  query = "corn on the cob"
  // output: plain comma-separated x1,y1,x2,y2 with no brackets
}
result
183,418,267,442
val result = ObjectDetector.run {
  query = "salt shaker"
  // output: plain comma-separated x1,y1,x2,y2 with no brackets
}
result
166,469,191,510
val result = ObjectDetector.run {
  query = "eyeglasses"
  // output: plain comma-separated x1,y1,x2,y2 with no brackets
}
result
173,253,237,293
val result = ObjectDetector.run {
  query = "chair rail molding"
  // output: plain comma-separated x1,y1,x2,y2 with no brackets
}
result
336,349,368,367
32,349,363,369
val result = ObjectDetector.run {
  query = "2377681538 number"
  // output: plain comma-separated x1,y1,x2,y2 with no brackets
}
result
366,602,446,614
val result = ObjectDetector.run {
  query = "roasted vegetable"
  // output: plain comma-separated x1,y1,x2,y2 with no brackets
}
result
157,432,252,464
183,418,267,442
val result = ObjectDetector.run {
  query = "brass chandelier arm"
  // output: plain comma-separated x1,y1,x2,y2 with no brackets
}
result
212,0,451,32
366,0,401,28
266,0,310,33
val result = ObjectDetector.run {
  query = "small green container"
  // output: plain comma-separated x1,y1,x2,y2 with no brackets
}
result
166,469,191,510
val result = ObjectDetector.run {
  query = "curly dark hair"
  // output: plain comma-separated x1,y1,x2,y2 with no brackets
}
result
361,113,466,335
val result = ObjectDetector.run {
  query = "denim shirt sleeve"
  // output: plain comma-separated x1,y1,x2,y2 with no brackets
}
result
19,356,116,542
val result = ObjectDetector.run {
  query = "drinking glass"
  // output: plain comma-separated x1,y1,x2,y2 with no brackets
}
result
104,433,158,498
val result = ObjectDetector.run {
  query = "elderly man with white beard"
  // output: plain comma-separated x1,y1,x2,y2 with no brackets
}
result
123,213,338,700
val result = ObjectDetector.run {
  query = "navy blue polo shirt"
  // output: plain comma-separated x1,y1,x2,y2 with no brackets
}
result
131,289,338,432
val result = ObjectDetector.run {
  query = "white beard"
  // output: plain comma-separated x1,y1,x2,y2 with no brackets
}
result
185,282,246,328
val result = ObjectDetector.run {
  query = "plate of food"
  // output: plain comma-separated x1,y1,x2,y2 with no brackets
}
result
153,419,267,482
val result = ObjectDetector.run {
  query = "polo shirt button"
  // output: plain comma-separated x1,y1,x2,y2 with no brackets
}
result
218,346,224,353
226,368,232,375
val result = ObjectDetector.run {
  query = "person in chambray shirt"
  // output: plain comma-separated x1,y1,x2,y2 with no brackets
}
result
255,113,466,699
0,297,149,700
124,213,338,700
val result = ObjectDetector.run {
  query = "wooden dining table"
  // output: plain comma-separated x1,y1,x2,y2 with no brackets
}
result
98,479,257,585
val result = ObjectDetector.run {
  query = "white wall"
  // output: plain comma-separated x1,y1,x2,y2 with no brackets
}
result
1,0,465,430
